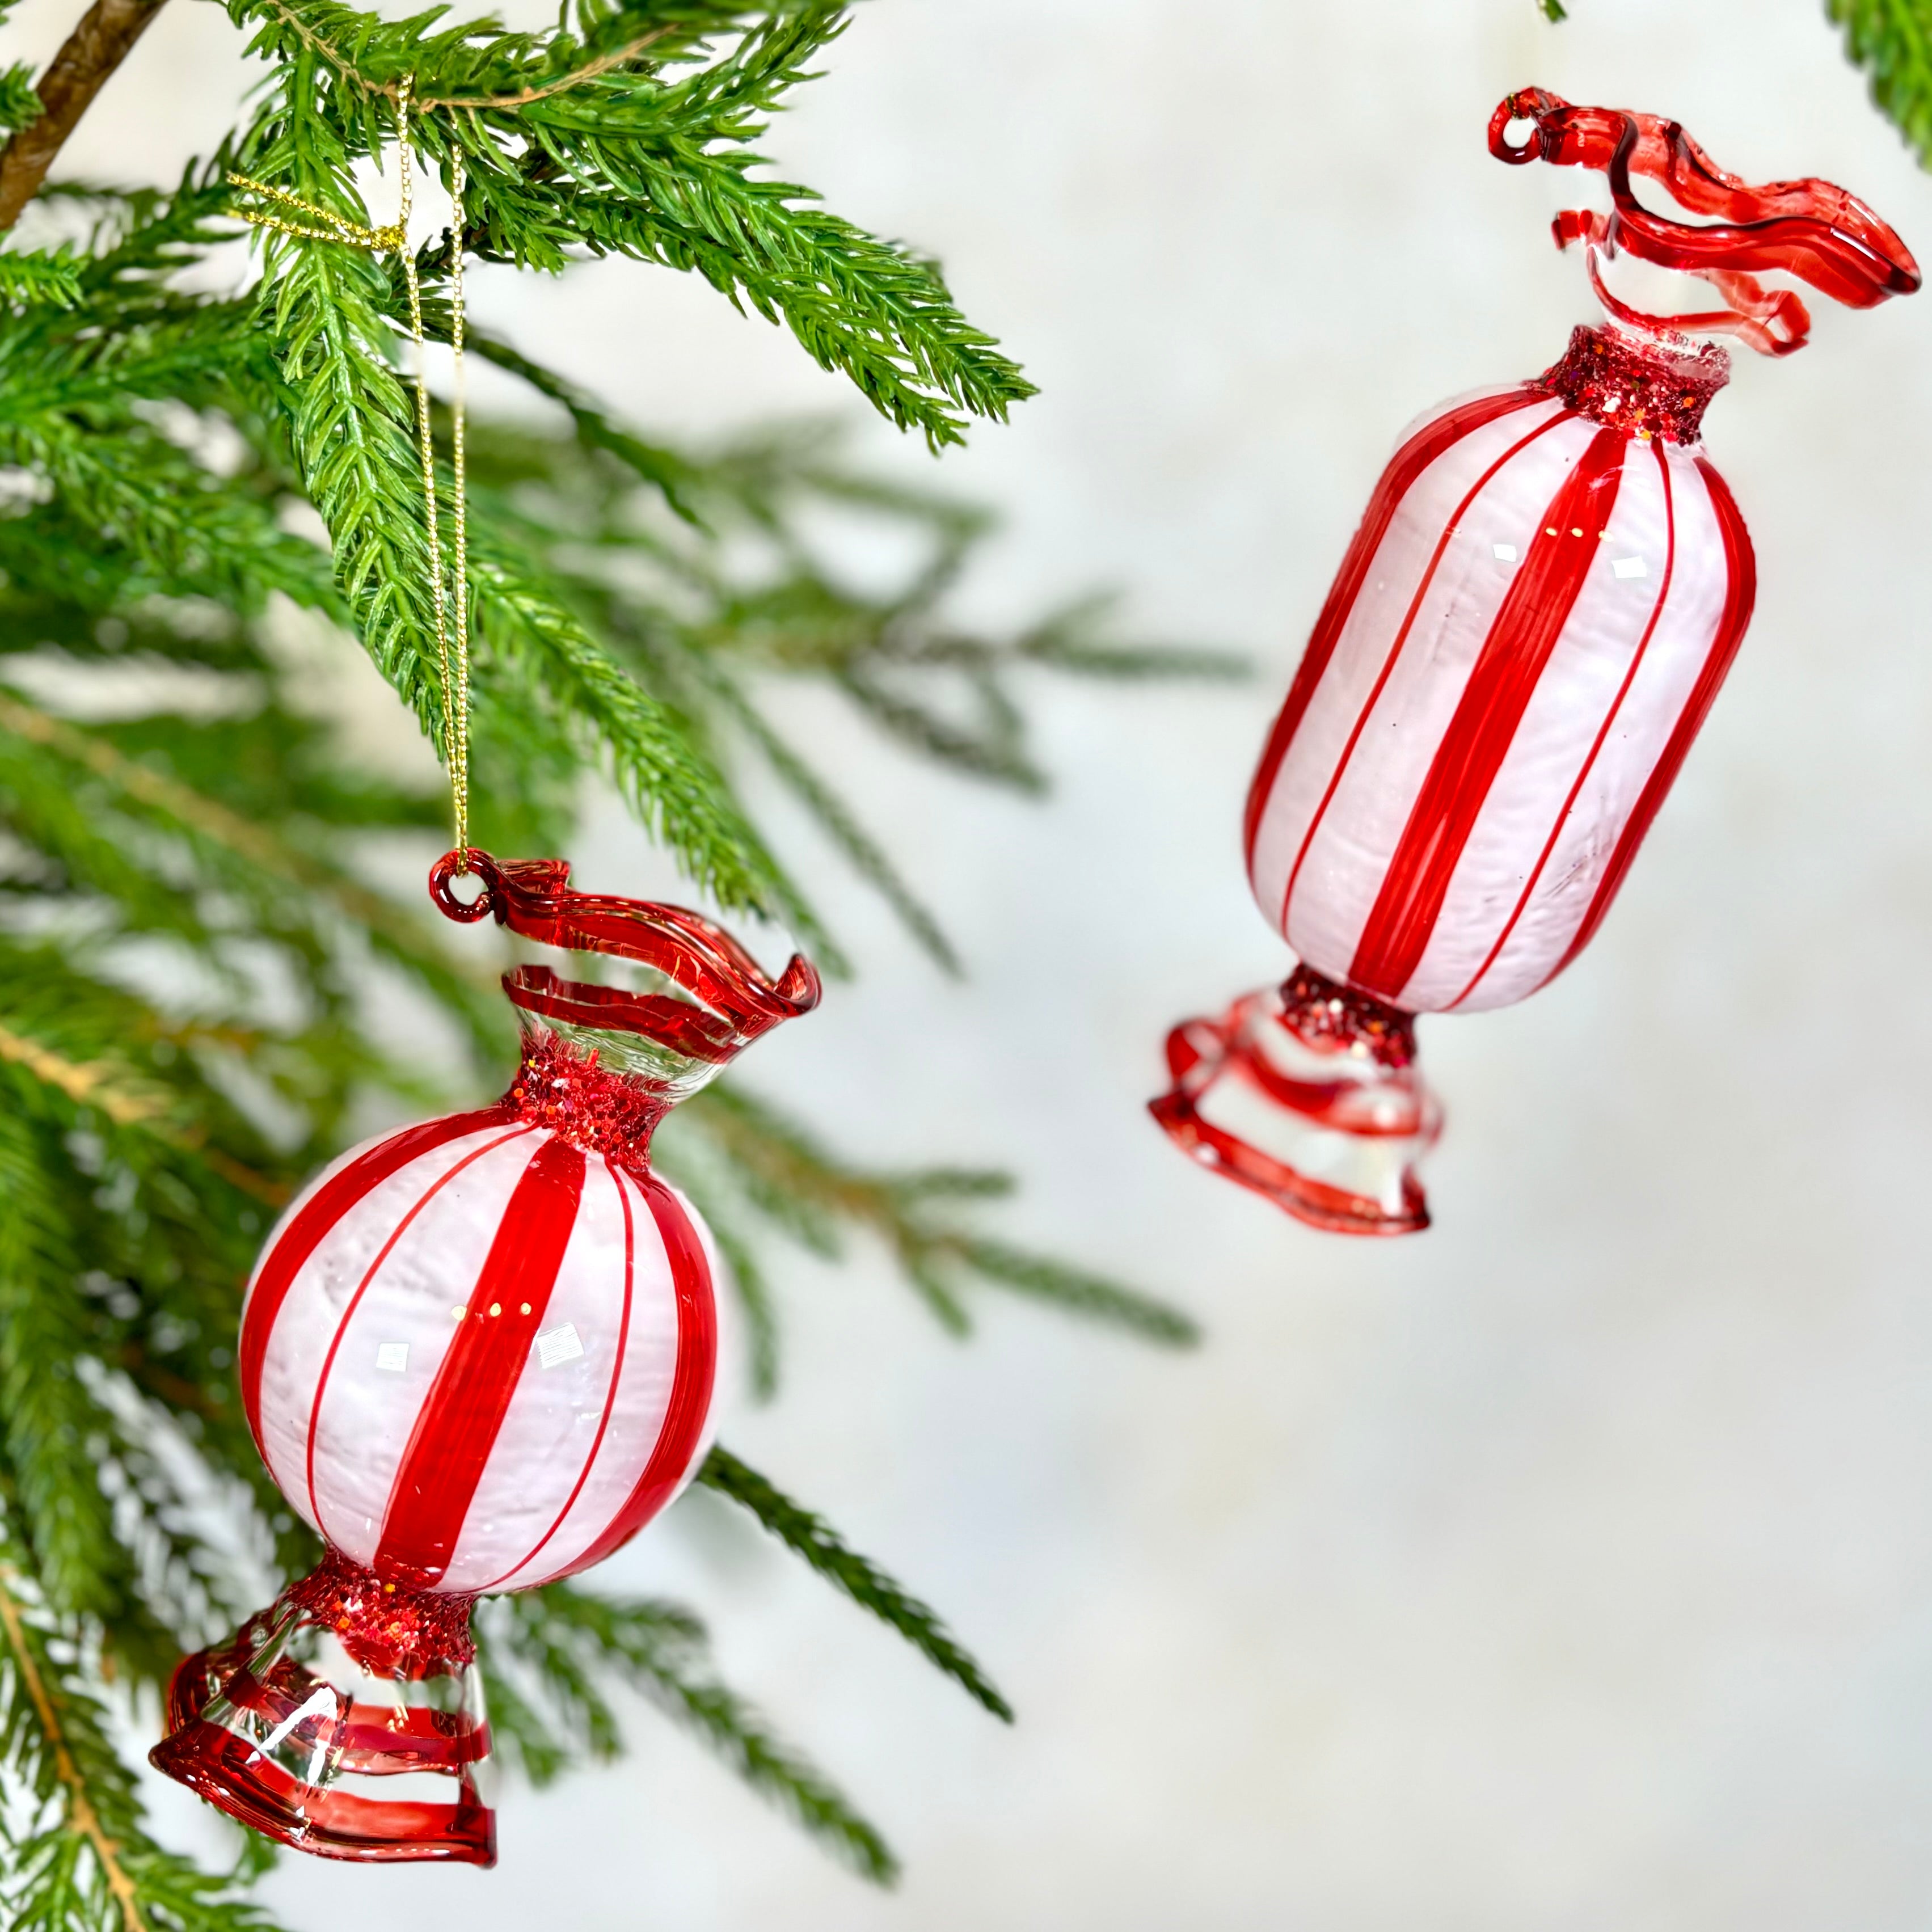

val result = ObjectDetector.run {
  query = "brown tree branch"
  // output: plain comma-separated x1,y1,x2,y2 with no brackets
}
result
0,0,171,233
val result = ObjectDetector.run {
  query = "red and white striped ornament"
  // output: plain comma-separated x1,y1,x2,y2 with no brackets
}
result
1153,90,1919,1236
152,852,819,1865
240,1087,724,1600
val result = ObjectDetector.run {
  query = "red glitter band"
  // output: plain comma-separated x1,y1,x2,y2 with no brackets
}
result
1534,325,1728,444
1280,963,1418,1071
505,1024,668,1169
286,1547,477,1677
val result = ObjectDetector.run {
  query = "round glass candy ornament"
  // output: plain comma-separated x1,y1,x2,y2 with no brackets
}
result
1152,89,1920,1236
150,850,821,1863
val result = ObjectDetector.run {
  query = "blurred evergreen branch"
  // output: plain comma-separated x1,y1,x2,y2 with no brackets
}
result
661,1085,1201,1355
480,1580,898,1883
1830,0,1932,163
698,1446,1013,1720
0,0,1225,1914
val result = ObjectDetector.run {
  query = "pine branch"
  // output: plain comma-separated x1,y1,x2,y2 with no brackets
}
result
698,1446,1012,1720
0,247,82,307
483,1581,898,1883
0,690,507,1070
229,0,757,109
234,100,455,745
464,324,710,522
950,1237,1200,1344
0,1574,148,1932
450,377,1230,959
1830,0,1932,163
698,664,960,973
231,0,1034,448
0,1110,133,1621
466,519,810,923
229,70,815,918
0,1567,274,1932
664,1085,1201,1346
1016,592,1248,682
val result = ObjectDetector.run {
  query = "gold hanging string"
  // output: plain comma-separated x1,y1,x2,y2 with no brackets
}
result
227,77,472,868
447,152,469,859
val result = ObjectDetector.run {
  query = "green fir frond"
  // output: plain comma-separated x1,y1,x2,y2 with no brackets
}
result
1830,0,1932,163
0,1567,275,1932
698,1446,1013,1720
226,0,1032,448
0,1109,128,1619
0,62,40,137
663,1085,1200,1346
483,1581,898,1884
0,247,79,309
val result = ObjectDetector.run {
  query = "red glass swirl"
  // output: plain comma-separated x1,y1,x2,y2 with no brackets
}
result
1490,87,1921,354
429,847,821,1061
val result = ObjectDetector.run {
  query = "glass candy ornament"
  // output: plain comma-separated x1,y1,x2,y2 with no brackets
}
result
151,850,821,1863
1152,90,1919,1235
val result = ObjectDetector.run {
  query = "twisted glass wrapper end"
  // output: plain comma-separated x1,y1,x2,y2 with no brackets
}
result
1151,967,1440,1237
431,846,824,1157
1490,87,1920,356
150,1553,494,1865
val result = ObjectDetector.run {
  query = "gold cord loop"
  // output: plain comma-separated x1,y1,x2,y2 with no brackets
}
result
227,74,471,867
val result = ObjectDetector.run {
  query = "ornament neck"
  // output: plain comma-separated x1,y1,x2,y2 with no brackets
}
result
506,1018,672,1170
1534,324,1729,444
289,1547,476,1678
1279,963,1417,1072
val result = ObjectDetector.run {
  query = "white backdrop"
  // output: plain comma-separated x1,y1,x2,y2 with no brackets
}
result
17,0,1932,1923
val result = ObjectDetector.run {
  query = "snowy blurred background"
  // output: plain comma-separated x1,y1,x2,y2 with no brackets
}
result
12,0,1932,1923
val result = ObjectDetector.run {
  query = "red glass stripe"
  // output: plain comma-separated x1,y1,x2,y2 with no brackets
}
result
1277,407,1574,939
1536,457,1756,990
239,1107,517,1459
1445,438,1677,1010
299,1125,535,1541
471,1156,639,1591
372,1135,589,1589
563,1178,718,1575
1242,388,1546,870
1349,425,1629,999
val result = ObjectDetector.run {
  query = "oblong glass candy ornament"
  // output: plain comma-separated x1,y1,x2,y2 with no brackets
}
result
1153,89,1920,1235
151,850,820,1863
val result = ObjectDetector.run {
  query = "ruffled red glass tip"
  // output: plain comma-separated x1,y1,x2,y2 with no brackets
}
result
1150,966,1440,1237
429,848,821,1066
150,1551,493,1865
1490,87,1920,355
